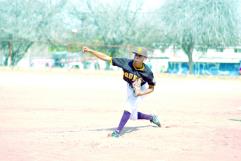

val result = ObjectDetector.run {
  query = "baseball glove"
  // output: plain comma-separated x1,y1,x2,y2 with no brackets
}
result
132,78,142,96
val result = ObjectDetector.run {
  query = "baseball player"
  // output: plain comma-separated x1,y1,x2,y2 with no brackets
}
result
83,46,161,138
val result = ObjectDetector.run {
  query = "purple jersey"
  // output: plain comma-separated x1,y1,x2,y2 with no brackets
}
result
112,58,156,87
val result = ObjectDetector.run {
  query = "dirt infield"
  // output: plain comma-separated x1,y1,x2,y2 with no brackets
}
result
0,68,241,161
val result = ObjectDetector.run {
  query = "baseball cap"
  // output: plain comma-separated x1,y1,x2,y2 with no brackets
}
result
132,47,148,57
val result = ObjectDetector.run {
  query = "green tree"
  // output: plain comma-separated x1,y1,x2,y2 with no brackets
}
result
70,0,160,57
0,0,68,66
159,0,241,74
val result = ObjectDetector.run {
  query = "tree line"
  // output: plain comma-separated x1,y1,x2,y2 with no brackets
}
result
0,0,240,73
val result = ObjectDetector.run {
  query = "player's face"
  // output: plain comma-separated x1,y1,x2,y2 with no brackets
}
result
133,54,146,65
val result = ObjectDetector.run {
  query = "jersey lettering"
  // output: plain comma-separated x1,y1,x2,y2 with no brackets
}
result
124,72,129,78
133,75,138,81
124,72,139,82
112,58,156,86
129,73,133,80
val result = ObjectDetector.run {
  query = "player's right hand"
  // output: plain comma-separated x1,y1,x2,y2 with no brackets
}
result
82,47,90,53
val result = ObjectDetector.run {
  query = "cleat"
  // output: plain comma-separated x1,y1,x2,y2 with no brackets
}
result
150,115,161,127
108,130,120,138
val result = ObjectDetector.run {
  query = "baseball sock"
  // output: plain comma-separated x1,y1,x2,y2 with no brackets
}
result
116,110,131,133
137,112,152,120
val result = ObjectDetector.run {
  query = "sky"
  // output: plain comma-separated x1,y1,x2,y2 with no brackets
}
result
142,0,164,12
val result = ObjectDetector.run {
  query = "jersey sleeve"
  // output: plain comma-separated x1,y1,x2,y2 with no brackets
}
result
143,65,156,86
147,73,156,86
111,58,129,69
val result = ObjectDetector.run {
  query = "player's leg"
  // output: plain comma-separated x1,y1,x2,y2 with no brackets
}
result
136,84,161,127
109,110,131,138
137,112,152,120
110,97,138,137
137,112,161,127
109,84,138,138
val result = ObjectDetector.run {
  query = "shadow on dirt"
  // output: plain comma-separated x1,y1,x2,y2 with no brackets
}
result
89,125,157,136
229,118,241,122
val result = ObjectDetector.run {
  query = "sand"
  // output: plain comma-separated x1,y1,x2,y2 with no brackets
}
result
0,68,241,161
